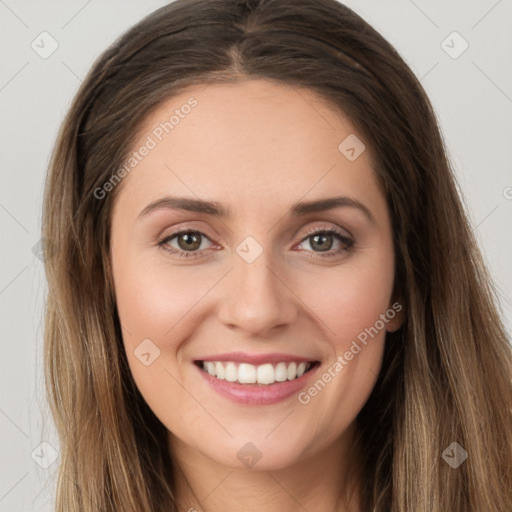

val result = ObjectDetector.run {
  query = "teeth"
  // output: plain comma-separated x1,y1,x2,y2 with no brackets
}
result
205,361,216,376
225,362,238,382
257,363,274,385
215,362,225,379
200,360,313,385
238,363,256,384
287,362,297,380
275,362,288,382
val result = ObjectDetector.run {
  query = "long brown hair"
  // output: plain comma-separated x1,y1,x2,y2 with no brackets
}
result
42,0,512,510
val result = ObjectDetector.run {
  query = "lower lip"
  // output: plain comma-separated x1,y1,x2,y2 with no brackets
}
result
195,363,319,405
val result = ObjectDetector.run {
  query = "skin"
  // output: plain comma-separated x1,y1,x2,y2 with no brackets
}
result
110,78,403,512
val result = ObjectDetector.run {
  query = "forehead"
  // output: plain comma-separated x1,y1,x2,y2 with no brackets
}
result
114,78,382,216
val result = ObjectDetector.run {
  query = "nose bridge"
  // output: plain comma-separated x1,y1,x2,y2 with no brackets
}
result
218,234,296,335
234,236,278,294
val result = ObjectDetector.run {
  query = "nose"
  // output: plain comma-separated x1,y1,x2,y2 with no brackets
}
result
217,245,298,337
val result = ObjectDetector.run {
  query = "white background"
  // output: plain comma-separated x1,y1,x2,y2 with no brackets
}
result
1,1,511,510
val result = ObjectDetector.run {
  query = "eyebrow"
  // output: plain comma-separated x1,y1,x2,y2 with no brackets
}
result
137,195,375,223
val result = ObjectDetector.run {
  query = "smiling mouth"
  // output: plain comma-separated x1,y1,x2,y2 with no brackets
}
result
194,360,319,386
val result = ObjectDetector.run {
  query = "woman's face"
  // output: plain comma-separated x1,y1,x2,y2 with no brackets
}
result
110,79,401,470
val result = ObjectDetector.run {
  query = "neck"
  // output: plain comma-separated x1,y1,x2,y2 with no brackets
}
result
169,421,364,512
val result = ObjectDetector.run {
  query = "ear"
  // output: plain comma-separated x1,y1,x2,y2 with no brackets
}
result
385,300,405,332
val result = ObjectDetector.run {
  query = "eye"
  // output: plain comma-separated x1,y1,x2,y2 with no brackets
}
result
157,229,215,258
295,226,354,259
157,225,354,259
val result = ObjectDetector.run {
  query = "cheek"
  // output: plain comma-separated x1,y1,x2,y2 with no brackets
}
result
289,252,394,427
112,257,210,424
114,255,215,343
112,257,222,410
296,254,395,347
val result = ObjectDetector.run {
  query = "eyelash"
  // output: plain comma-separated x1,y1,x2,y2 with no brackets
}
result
157,226,355,260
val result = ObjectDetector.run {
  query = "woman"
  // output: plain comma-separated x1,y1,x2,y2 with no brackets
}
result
42,0,512,510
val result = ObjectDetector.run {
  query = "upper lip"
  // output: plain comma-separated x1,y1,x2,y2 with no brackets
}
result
195,352,319,365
